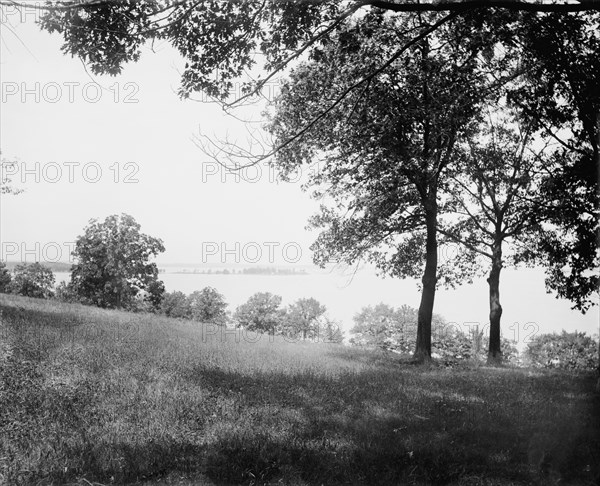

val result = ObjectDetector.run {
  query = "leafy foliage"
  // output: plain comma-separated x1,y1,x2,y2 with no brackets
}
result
188,287,228,325
159,288,229,325
525,331,599,371
160,291,191,319
9,262,55,299
70,214,165,310
350,303,519,365
38,1,346,100
54,281,81,303
350,303,443,351
234,292,286,333
284,297,326,340
508,12,600,311
0,262,11,293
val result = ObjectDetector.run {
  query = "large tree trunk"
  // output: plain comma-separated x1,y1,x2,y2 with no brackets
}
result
414,203,438,363
487,240,503,365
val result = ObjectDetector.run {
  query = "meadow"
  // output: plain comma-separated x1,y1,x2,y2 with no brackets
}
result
0,293,598,486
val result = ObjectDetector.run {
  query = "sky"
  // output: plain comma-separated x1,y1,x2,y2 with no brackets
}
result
0,5,598,339
0,6,317,267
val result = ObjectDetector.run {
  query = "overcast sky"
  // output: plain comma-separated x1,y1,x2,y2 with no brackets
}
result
0,8,318,267
0,6,598,338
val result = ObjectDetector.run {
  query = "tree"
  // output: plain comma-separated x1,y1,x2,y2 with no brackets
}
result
440,115,547,363
285,297,326,341
10,262,55,298
234,292,285,333
188,287,228,325
508,11,600,311
318,315,345,344
70,213,165,310
160,290,191,319
268,12,500,361
0,262,11,293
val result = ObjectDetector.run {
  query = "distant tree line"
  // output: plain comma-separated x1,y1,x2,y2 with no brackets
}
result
0,213,343,343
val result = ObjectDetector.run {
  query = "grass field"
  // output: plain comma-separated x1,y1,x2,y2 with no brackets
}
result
1,294,598,485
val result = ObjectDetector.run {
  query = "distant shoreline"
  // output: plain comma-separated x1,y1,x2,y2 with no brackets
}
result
171,267,308,276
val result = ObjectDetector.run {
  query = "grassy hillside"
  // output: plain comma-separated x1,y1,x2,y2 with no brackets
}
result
1,294,598,485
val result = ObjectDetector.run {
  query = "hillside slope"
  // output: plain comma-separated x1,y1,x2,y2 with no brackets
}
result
1,294,598,485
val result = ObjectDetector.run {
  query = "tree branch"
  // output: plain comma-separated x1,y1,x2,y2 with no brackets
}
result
197,11,460,169
365,0,600,12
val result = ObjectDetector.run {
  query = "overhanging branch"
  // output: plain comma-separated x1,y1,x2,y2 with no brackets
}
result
366,0,600,12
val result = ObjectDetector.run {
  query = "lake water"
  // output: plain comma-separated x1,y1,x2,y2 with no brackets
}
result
55,266,599,346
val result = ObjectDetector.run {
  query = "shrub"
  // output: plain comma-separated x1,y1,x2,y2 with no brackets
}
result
160,291,191,318
54,281,83,303
10,262,55,298
525,331,599,371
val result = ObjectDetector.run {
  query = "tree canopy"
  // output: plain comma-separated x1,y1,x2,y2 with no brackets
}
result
70,213,165,310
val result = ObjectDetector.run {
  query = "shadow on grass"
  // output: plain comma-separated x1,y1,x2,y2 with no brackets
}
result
2,298,599,485
183,365,600,485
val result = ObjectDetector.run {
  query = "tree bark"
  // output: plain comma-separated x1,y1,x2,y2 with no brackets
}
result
487,240,503,365
414,202,438,363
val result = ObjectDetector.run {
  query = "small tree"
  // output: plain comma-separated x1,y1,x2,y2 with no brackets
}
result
234,292,285,333
439,112,556,364
188,287,228,325
10,262,55,298
161,291,191,319
70,213,165,310
145,279,166,313
318,315,345,344
285,298,326,341
0,262,11,293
